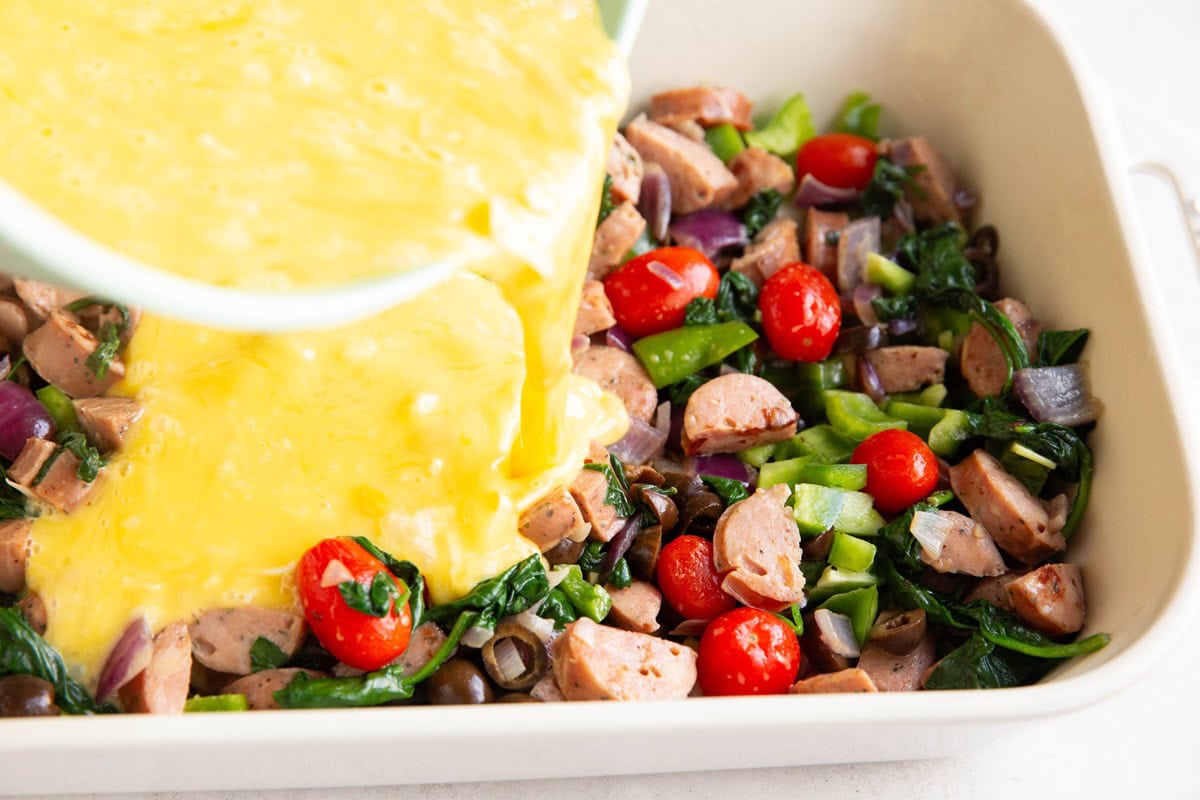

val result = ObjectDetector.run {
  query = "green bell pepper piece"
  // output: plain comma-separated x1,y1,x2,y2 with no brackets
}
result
632,322,759,388
884,400,947,439
999,441,1054,496
827,532,877,573
928,409,973,457
864,252,916,295
796,359,847,389
806,565,880,605
833,490,885,536
818,585,879,646
824,390,907,441
556,565,612,623
35,385,79,434
777,424,857,463
890,383,949,408
737,443,778,468
704,123,745,163
743,93,815,160
792,483,846,536
184,694,249,713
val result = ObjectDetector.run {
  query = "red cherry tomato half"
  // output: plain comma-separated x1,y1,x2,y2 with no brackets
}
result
851,428,940,514
759,262,842,362
604,247,720,337
697,607,803,696
296,538,413,671
656,535,737,621
794,132,879,191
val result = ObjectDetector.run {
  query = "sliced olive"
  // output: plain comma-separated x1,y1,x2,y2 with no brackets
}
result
495,692,538,703
480,623,548,691
0,675,60,717
801,613,851,673
679,491,723,535
626,524,663,581
426,658,495,705
802,529,835,562
17,592,46,636
869,609,927,655
543,536,585,567
637,485,678,533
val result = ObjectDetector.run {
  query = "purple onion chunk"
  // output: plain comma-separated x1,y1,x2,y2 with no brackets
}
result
96,617,153,702
852,283,882,327
833,325,887,355
607,416,668,465
836,216,881,294
601,516,642,577
0,382,55,462
638,162,672,243
689,453,751,486
794,173,860,209
1014,364,1103,426
605,325,634,353
668,209,748,260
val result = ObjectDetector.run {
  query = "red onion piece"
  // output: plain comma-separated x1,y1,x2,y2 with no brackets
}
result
0,382,55,462
813,609,860,658
794,173,860,208
887,318,919,337
646,259,685,290
0,354,10,382
836,216,881,294
1013,364,1103,426
668,209,748,260
571,334,590,356
670,619,710,637
607,416,668,465
96,617,152,702
834,324,887,355
859,357,887,405
601,516,642,576
605,325,634,353
852,283,882,327
638,162,672,243
691,454,750,486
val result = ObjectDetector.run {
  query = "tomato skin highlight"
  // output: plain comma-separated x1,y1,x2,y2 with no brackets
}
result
656,535,737,621
604,247,720,337
296,538,413,671
851,428,941,513
697,607,802,696
795,132,879,191
759,262,842,362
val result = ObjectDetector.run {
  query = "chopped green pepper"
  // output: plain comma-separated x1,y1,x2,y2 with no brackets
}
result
704,123,745,163
818,585,879,647
743,93,815,160
823,390,907,441
632,321,759,388
556,565,612,623
184,694,250,713
865,252,916,296
806,565,881,605
35,386,79,434
827,532,877,573
777,424,857,464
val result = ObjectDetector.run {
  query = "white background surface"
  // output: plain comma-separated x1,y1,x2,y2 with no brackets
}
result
28,1,1200,798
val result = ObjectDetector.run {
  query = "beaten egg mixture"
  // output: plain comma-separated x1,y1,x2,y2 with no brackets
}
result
0,1,629,681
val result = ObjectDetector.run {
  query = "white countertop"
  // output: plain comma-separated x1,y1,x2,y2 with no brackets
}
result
30,2,1200,798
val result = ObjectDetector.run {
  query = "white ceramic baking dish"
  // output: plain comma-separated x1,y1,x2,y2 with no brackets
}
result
3,0,1199,793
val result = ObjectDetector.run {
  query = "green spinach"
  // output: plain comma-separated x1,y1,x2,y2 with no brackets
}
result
0,608,114,714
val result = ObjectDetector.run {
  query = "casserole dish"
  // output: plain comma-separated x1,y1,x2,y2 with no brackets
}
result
2,0,1198,792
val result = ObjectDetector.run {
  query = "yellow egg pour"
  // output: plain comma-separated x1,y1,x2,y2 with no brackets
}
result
0,1,630,683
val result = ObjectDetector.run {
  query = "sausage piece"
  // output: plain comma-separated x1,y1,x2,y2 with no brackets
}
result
587,202,646,281
606,580,663,634
962,572,1022,611
790,668,878,694
568,468,624,543
7,437,102,513
857,632,937,692
624,116,737,214
519,487,589,552
682,373,798,455
573,280,617,339
920,509,1006,577
730,217,800,287
189,608,306,676
803,209,849,280
649,86,754,131
119,621,192,714
884,136,968,225
224,668,325,711
72,397,144,453
22,309,125,398
949,449,1066,564
712,484,804,613
720,147,796,211
573,345,657,424
960,298,1040,398
552,617,697,701
862,346,948,393
0,298,33,347
606,132,644,205
0,519,32,594
18,592,47,635
1005,563,1086,636
12,279,87,320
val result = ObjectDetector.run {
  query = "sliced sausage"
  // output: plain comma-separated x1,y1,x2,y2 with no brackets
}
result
884,136,968,225
7,437,101,513
529,671,567,702
224,668,325,711
17,592,47,635
6,437,56,488
568,468,624,543
119,621,192,714
720,147,795,211
188,608,305,676
12,279,86,320
713,484,804,613
962,572,1022,612
22,309,125,398
72,397,144,453
1005,563,1086,637
519,487,589,552
682,373,798,455
949,449,1066,564
551,617,697,701
920,510,1006,578
587,202,646,281
606,580,662,634
960,297,1040,397
649,86,754,131
0,519,32,594
74,303,142,347
573,345,657,424
730,217,800,287
391,621,449,677
790,668,878,694
803,209,850,280
606,132,644,205
857,632,938,692
862,346,948,393
666,119,707,143
573,280,617,338
624,116,737,214
0,298,33,347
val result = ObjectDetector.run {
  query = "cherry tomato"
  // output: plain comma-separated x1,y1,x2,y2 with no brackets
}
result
794,132,879,191
296,538,413,671
697,607,802,696
604,247,720,337
656,535,737,621
851,428,940,514
759,262,841,362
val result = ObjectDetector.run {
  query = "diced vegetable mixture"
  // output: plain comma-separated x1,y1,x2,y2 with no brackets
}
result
0,86,1106,715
